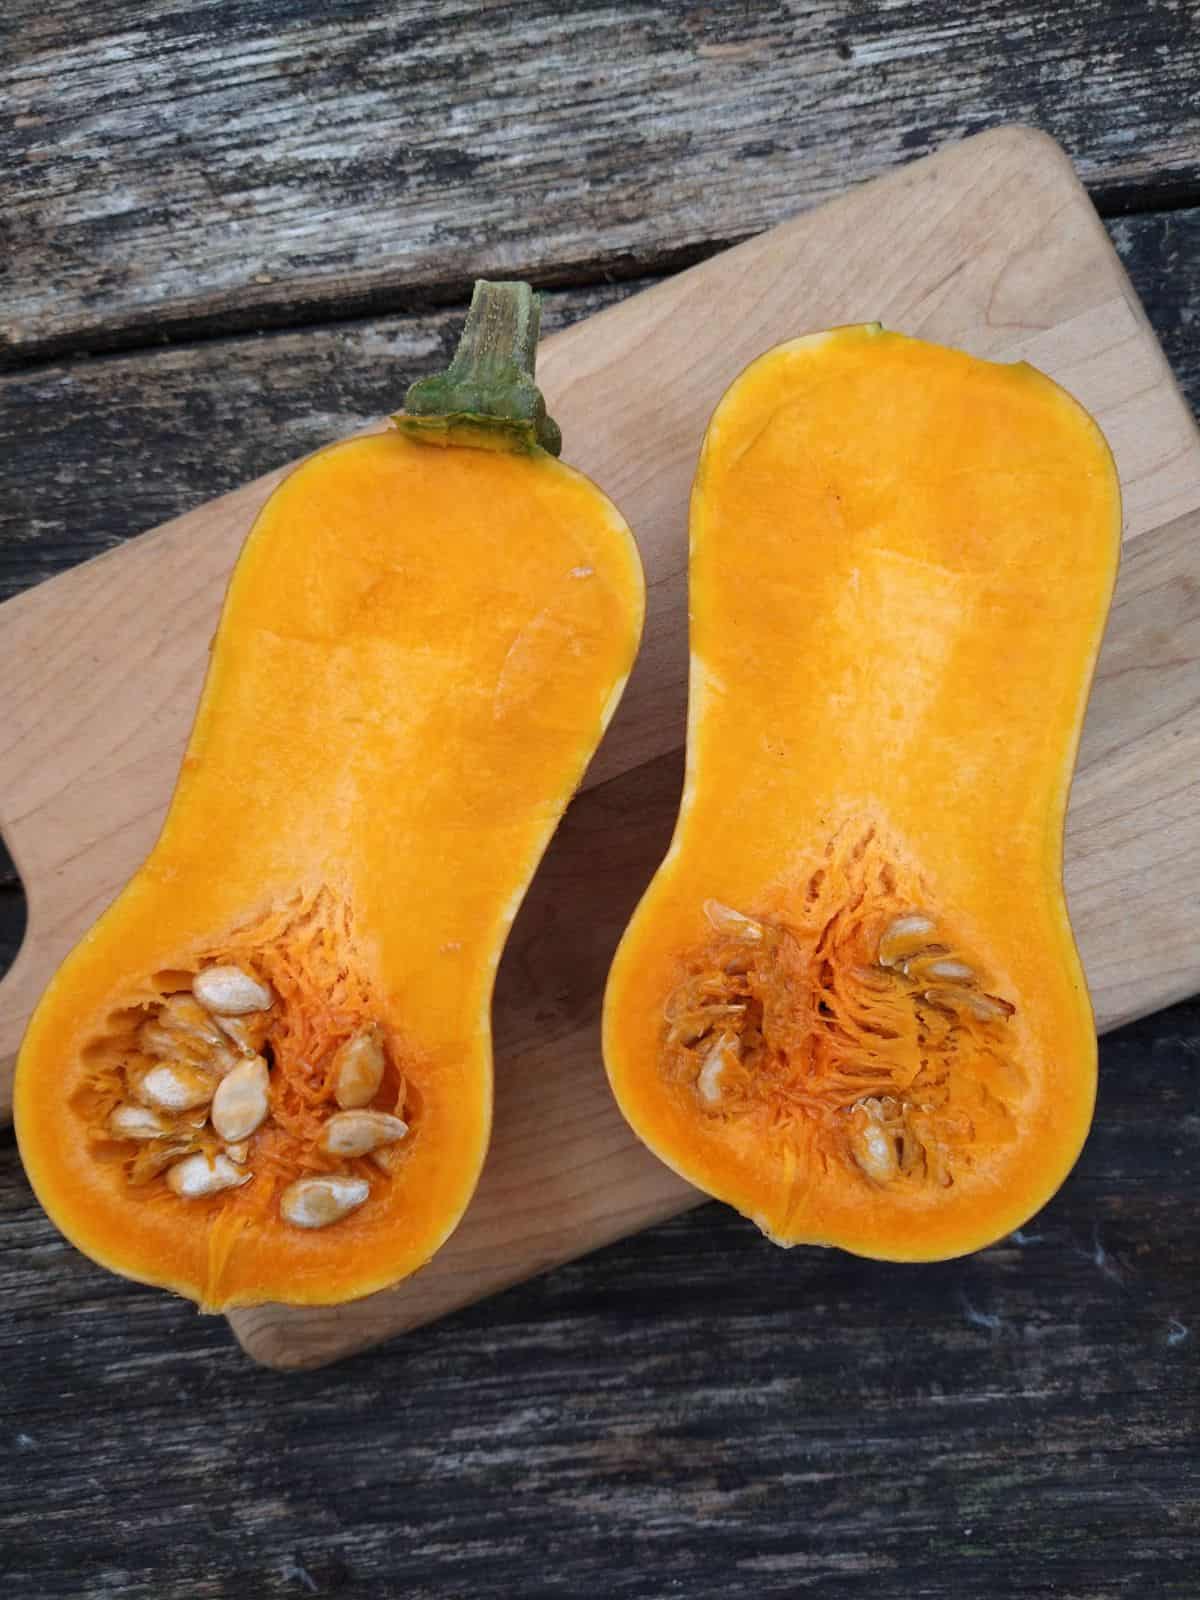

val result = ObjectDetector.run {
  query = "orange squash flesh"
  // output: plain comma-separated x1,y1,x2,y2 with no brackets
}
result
603,325,1120,1261
17,416,643,1309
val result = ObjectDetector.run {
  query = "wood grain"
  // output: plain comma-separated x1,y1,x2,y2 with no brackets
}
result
3,0,1199,364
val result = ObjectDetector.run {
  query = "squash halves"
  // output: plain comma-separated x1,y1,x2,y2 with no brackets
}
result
16,282,644,1310
603,325,1120,1260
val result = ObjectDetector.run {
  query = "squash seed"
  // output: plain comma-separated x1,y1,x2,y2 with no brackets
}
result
210,1055,270,1142
849,1098,900,1184
318,1110,408,1158
926,959,974,982
193,964,274,1016
224,1141,250,1165
166,1152,251,1198
697,1033,736,1106
924,987,1014,1021
140,994,230,1062
332,1025,386,1108
213,1010,272,1057
136,1062,217,1113
108,1103,171,1141
877,914,936,967
703,899,764,942
280,1175,370,1229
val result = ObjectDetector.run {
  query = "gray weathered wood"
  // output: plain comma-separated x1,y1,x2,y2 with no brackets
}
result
3,0,1199,364
0,282,631,605
0,214,1193,613
0,999,1196,1597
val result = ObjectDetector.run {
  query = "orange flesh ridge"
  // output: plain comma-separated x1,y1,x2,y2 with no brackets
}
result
603,326,1121,1260
16,430,644,1308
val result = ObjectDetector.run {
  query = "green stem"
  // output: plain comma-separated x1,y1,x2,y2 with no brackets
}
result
393,280,562,456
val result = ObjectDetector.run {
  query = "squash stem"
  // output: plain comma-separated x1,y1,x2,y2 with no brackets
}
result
395,280,562,455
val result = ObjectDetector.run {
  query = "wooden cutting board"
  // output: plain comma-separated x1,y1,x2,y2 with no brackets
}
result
2,128,1198,1369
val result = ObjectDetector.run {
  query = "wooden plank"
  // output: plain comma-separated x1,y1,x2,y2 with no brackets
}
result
2,212,1196,612
1,999,1196,1594
4,1,1199,363
0,283,633,605
1110,208,1200,404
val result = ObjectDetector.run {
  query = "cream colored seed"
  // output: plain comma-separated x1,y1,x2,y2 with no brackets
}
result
210,1055,270,1142
878,913,936,966
703,899,764,942
166,1152,251,1198
924,987,1013,1021
214,1011,272,1057
108,1103,171,1141
224,1141,250,1165
154,994,227,1048
697,1033,735,1106
883,914,935,942
319,1110,408,1158
140,996,233,1068
193,964,274,1016
850,1098,900,1184
140,1021,240,1078
139,1021,188,1059
333,1026,386,1109
854,1120,900,1184
280,1175,370,1229
927,959,974,982
962,991,1014,1021
137,1062,217,1113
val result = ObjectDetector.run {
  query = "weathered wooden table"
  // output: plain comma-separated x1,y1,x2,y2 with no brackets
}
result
1,5,1197,1596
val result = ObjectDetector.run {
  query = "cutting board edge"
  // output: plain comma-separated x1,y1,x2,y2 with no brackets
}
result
227,1184,709,1371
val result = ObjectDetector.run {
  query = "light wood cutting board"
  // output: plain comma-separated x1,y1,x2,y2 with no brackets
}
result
2,129,1198,1370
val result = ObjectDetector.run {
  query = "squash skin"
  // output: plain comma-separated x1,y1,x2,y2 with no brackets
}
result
603,325,1120,1261
17,430,644,1309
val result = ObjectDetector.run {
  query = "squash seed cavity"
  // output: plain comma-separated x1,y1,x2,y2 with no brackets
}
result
75,889,418,1235
663,826,1023,1194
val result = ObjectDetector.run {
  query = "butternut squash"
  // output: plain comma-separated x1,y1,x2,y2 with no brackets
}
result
16,282,644,1310
603,325,1120,1260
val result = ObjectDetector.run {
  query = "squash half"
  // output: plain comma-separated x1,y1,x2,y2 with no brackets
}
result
604,325,1120,1260
17,283,644,1309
